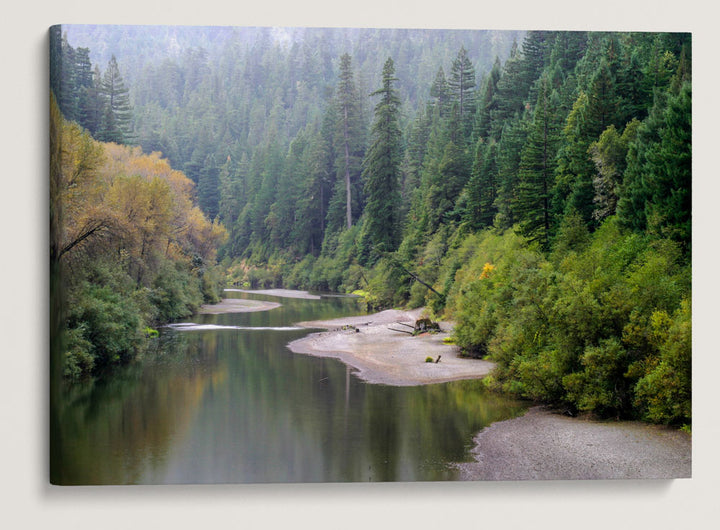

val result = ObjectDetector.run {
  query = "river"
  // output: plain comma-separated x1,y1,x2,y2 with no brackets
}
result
52,291,526,484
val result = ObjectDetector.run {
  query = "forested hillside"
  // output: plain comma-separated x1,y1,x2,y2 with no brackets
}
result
51,26,691,426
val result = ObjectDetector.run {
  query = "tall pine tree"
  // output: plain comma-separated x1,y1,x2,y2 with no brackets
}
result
97,56,134,144
448,46,476,141
360,58,403,261
332,54,365,230
516,74,562,247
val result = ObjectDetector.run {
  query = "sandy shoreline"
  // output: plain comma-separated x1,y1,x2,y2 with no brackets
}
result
288,308,495,386
197,297,281,314
225,288,321,299
455,406,691,480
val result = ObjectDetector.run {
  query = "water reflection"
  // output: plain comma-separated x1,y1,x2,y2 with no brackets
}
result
53,292,526,484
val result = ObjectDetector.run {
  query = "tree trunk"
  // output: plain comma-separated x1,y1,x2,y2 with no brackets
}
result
344,104,352,229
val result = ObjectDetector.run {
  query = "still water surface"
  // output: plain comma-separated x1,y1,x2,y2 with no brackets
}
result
54,292,525,484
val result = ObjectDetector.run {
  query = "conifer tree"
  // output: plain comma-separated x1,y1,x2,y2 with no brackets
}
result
587,59,620,133
198,154,221,221
74,48,99,134
490,41,528,139
250,141,284,246
464,139,498,230
80,66,105,137
474,57,501,141
517,31,557,112
644,82,691,248
295,131,332,256
268,133,305,248
360,58,403,260
554,56,623,230
548,31,588,74
399,109,431,230
553,92,598,227
97,56,134,144
332,54,365,230
429,67,450,117
58,33,78,121
516,75,562,247
448,46,476,139
494,117,528,229
49,27,63,107
642,34,679,101
521,31,553,84
218,152,248,230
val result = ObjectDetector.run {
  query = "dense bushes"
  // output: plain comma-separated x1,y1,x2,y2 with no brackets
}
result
62,256,217,379
64,262,144,377
149,261,204,322
441,218,690,426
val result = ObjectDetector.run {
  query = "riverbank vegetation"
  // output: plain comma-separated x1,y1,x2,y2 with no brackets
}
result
50,94,227,379
51,27,690,426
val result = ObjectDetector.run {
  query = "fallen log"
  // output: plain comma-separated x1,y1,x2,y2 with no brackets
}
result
388,327,414,335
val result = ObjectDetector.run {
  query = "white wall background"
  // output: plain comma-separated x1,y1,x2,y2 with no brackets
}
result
3,1,717,528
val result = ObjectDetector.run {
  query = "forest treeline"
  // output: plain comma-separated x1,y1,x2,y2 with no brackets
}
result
51,27,691,426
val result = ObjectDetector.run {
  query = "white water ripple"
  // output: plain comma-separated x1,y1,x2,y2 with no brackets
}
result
166,323,303,332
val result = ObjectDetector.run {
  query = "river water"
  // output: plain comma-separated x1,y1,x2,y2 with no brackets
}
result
52,291,525,484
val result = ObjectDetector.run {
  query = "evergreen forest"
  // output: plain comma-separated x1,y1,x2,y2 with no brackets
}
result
50,26,691,428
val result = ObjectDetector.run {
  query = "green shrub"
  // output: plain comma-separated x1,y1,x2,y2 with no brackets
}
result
563,338,631,416
67,282,143,369
634,299,691,425
201,263,227,303
443,217,690,422
285,254,316,290
63,325,95,380
150,261,203,322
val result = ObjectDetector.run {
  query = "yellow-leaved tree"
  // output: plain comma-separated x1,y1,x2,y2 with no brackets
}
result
51,97,227,379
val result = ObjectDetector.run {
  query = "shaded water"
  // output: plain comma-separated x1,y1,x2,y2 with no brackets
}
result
53,292,526,484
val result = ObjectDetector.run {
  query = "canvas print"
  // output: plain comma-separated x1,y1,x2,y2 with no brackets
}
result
49,25,691,485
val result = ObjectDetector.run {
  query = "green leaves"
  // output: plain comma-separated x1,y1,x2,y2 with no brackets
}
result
446,219,690,424
634,300,692,425
67,280,142,368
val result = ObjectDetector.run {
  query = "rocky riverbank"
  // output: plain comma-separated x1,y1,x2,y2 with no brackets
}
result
455,406,691,480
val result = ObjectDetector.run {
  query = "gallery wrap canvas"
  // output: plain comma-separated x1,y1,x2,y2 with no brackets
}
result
49,24,691,485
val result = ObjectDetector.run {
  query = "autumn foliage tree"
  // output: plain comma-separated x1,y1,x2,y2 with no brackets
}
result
51,97,226,378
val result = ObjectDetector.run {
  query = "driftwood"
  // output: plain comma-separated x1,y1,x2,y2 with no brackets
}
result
389,318,441,336
388,327,414,335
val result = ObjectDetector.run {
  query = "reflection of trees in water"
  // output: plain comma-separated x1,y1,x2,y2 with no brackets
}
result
53,331,225,484
53,296,526,484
